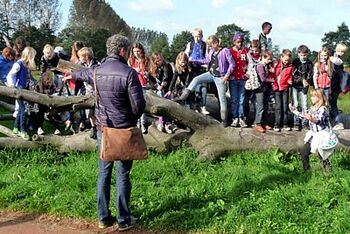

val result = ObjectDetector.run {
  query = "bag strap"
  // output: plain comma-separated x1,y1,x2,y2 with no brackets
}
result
92,68,99,109
92,68,104,128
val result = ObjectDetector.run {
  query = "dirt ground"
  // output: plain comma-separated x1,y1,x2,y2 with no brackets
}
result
0,211,168,234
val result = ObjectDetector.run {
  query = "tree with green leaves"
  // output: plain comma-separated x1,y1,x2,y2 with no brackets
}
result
169,31,192,62
150,33,171,61
57,27,111,60
215,23,250,48
131,27,164,55
69,0,131,38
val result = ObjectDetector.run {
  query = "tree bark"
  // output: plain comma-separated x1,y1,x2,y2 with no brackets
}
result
0,87,349,160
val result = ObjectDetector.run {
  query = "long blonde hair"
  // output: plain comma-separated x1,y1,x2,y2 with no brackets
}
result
315,47,333,77
20,47,37,70
311,88,329,110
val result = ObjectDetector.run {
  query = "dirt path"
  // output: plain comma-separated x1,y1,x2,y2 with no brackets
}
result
0,211,164,234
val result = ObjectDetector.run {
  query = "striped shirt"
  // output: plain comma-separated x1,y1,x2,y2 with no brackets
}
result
309,106,330,132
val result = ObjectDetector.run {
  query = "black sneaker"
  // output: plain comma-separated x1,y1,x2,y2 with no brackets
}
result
98,216,116,229
118,217,137,232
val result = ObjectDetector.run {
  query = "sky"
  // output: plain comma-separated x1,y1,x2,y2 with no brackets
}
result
60,0,350,52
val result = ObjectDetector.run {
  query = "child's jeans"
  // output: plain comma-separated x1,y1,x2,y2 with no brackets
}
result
292,87,308,127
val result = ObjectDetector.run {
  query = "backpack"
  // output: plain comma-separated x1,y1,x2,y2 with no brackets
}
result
245,64,261,90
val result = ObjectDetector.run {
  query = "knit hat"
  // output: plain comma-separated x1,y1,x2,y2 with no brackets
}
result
232,32,244,41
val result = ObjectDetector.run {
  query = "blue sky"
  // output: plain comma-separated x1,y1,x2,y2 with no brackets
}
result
60,0,350,52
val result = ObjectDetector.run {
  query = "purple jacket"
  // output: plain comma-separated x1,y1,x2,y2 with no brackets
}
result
72,55,145,129
192,47,235,78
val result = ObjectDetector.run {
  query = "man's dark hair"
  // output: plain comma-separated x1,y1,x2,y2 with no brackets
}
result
261,22,272,30
106,34,130,56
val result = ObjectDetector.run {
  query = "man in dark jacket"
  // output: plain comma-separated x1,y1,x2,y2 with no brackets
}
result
71,34,145,231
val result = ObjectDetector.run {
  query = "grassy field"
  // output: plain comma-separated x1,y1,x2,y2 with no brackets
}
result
0,147,350,233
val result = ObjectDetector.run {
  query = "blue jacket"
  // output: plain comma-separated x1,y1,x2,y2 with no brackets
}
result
14,61,28,89
72,55,145,129
0,55,14,84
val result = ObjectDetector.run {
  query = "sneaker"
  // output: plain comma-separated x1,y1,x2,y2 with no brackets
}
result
273,127,281,132
118,217,137,232
239,118,247,128
255,125,266,133
20,132,30,141
200,106,210,115
263,125,273,130
156,123,164,132
37,127,44,135
89,127,96,139
98,216,116,229
282,126,292,131
54,129,61,135
13,127,19,135
164,124,174,134
231,118,239,127
65,121,72,131
293,126,301,131
333,123,344,130
141,124,148,134
12,111,18,118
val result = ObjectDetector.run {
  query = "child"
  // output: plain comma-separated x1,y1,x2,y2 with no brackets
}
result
148,52,175,133
185,28,207,76
128,42,150,134
258,22,272,52
330,43,348,130
78,47,100,138
290,89,334,173
291,45,313,131
28,71,61,135
6,47,37,140
0,47,15,85
271,49,293,132
254,49,274,133
244,39,261,124
313,47,333,99
229,32,249,127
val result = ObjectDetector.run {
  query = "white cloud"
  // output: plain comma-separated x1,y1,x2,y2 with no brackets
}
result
278,17,324,34
212,0,228,8
154,21,185,39
128,0,175,12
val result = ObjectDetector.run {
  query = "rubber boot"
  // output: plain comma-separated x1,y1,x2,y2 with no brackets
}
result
174,88,192,104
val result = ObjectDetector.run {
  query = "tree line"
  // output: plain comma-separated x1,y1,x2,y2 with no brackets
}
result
1,0,350,65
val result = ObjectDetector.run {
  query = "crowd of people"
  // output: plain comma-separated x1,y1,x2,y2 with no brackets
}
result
0,21,348,231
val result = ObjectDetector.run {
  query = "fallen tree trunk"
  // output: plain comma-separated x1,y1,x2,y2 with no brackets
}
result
0,87,349,160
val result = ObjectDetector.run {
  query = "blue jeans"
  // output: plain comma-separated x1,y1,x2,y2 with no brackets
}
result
292,87,308,127
229,80,246,119
255,91,269,125
188,71,227,112
96,130,133,225
14,98,27,132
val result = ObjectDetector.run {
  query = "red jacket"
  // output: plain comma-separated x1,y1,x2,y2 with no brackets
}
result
229,47,249,80
272,59,292,91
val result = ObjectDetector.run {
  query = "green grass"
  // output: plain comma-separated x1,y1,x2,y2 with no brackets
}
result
1,147,350,233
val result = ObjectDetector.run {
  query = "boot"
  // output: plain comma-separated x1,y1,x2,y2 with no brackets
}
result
174,88,192,104
220,111,228,128
301,157,310,172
